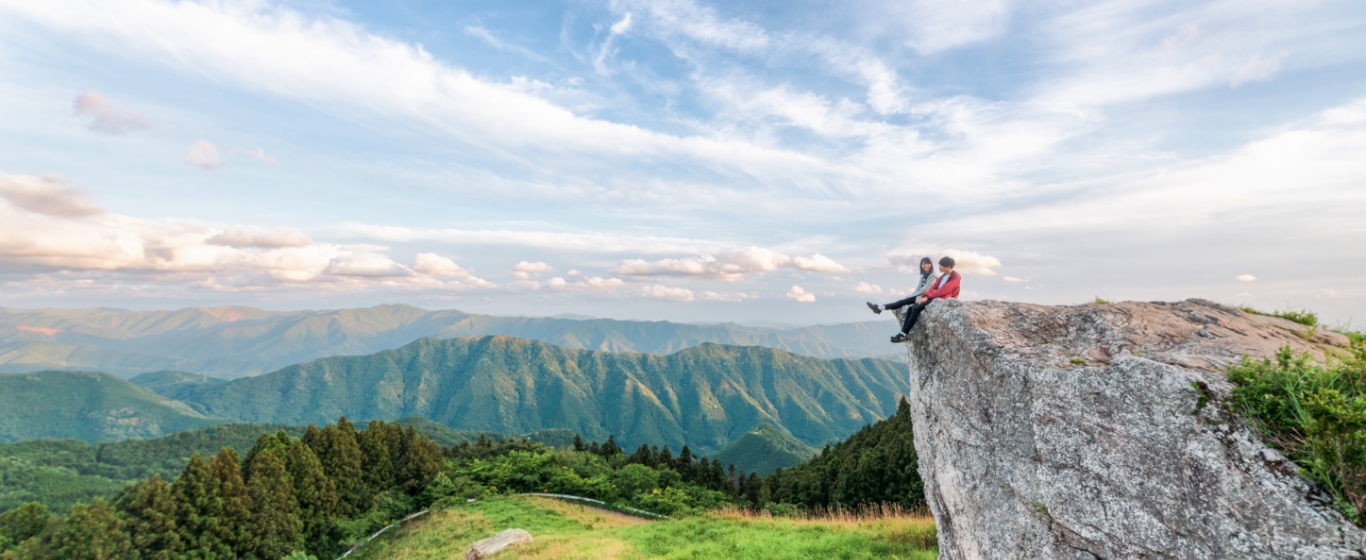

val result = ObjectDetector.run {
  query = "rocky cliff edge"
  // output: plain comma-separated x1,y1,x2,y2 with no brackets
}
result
899,298,1364,559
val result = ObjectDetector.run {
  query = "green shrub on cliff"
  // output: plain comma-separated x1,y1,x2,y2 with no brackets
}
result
1227,339,1366,525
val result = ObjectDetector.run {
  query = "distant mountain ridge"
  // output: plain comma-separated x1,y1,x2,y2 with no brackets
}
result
175,335,906,453
0,335,906,455
0,304,899,378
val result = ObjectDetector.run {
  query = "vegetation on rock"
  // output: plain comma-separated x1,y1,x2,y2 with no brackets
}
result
1227,338,1366,525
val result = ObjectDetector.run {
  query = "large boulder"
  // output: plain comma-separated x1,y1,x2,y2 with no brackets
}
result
899,299,1364,559
464,528,533,559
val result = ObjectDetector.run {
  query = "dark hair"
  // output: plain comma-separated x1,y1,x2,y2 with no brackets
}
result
939,256,955,268
919,257,933,278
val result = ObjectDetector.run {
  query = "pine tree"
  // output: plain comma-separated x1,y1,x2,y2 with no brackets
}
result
360,421,396,493
572,434,585,452
209,448,253,558
285,440,337,559
115,475,182,560
245,447,303,560
602,435,621,457
588,441,600,455
300,424,322,451
50,498,134,560
313,421,365,517
173,452,236,560
659,445,674,469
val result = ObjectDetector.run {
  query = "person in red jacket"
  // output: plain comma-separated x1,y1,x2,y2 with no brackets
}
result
890,256,959,343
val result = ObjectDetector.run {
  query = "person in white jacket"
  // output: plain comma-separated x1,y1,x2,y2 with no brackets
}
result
866,256,935,319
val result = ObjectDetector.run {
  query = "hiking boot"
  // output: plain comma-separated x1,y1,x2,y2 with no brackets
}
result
890,333,907,343
866,302,881,314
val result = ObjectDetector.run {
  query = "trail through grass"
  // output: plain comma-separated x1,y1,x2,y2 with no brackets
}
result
354,496,937,560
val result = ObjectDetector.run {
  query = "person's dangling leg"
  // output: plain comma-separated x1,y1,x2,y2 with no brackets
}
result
891,302,927,342
868,296,916,315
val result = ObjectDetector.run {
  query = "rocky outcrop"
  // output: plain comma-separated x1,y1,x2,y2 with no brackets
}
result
465,528,533,559
899,299,1364,559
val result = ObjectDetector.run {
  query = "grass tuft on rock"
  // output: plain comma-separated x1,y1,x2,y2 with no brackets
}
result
1226,340,1366,525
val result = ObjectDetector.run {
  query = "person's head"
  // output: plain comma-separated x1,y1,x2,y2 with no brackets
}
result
919,257,933,276
938,256,955,274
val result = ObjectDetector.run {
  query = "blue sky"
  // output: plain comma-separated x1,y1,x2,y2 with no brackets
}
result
0,0,1363,325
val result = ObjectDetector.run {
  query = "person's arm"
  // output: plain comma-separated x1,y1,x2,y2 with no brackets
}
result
926,273,960,300
907,275,936,299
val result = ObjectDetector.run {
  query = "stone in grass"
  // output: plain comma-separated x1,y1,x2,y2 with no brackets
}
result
464,528,533,560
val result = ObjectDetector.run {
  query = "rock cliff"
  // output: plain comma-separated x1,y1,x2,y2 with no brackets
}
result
898,299,1364,559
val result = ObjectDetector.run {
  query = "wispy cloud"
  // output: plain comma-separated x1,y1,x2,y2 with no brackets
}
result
72,90,149,134
464,25,549,62
185,140,226,170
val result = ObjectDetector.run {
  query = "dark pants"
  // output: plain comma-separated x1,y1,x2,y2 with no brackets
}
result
884,298,929,334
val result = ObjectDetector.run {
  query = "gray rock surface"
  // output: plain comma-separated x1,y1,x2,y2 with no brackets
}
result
898,299,1365,559
464,528,533,559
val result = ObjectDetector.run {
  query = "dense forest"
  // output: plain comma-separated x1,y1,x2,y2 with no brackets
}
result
0,400,925,559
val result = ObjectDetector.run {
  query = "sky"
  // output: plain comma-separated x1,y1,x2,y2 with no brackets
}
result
0,0,1363,326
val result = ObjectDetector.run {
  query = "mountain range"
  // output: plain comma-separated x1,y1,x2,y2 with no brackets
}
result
0,304,898,378
0,336,907,454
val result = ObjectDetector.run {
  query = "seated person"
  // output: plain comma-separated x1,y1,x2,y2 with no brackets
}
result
867,257,936,317
868,256,959,343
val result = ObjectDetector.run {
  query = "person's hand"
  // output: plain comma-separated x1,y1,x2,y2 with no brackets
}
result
916,297,927,305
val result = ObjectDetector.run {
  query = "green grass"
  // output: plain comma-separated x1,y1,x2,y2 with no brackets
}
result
354,496,937,559
1238,306,1319,327
1226,341,1366,525
1093,297,1110,305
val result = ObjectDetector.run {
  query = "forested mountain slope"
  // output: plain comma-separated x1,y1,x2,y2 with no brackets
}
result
0,371,216,443
178,336,907,453
0,304,897,378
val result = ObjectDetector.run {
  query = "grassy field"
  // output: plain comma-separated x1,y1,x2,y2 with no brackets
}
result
353,496,937,560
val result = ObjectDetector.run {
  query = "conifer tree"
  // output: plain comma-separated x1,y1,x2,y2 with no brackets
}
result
396,426,442,495
209,448,253,558
588,440,600,455
243,432,290,484
602,435,621,457
285,440,337,559
659,445,674,468
245,447,303,560
572,434,585,452
360,421,396,493
677,445,694,481
173,452,235,560
50,498,133,560
115,475,182,560
313,421,365,517
300,424,322,451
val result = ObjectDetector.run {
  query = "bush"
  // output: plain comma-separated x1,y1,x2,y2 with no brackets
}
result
1227,341,1366,524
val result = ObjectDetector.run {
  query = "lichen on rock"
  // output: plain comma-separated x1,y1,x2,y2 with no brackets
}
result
899,299,1365,559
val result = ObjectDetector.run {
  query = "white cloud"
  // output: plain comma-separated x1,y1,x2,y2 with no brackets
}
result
332,224,719,255
618,0,769,51
323,252,409,277
889,250,1002,276
237,148,279,166
3,0,827,189
72,90,149,134
0,174,103,217
0,173,495,291
1236,274,1257,282
898,0,1013,54
614,248,846,280
533,276,626,292
513,261,553,279
642,284,694,301
856,281,882,294
1003,276,1027,283
185,140,226,170
207,226,312,248
786,285,815,303
700,290,749,302
462,25,549,62
1230,54,1284,88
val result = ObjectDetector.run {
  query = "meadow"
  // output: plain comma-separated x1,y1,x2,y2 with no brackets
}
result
354,495,937,560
